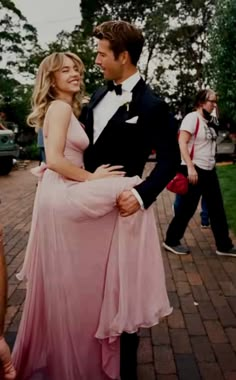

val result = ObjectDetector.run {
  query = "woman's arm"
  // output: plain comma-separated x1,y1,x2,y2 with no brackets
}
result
45,101,124,181
179,130,198,184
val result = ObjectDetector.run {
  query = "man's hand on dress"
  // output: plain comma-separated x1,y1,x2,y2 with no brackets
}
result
0,336,16,379
117,190,141,217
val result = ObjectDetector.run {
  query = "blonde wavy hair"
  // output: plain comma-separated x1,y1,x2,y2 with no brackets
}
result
27,52,85,129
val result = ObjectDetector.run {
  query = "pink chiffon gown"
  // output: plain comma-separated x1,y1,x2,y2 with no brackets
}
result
12,112,172,380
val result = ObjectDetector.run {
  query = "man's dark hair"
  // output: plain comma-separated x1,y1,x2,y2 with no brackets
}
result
93,20,144,66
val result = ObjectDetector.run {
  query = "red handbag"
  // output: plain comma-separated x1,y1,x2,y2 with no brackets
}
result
166,172,189,195
166,117,200,195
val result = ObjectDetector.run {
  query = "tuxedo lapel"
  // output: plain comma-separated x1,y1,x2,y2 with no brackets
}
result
87,78,147,145
89,86,108,110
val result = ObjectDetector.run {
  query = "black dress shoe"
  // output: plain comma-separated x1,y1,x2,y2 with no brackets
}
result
120,332,139,380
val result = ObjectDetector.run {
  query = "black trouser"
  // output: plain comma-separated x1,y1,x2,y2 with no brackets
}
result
120,332,139,380
165,165,233,252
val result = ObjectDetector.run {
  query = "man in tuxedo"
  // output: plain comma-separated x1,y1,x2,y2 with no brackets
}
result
81,20,179,380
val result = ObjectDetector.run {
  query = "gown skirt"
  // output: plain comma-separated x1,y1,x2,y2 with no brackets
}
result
12,115,172,380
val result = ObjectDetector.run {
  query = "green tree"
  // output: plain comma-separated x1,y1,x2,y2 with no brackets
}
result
0,0,39,78
159,0,216,113
0,0,40,130
1,84,32,130
209,0,236,125
80,0,156,34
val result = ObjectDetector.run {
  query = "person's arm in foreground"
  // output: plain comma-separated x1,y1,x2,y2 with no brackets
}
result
0,226,16,379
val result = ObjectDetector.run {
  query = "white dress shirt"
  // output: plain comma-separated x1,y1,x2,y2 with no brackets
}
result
93,71,141,142
93,71,144,209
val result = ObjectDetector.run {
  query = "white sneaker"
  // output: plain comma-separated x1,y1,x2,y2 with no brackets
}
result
163,242,190,255
216,246,236,257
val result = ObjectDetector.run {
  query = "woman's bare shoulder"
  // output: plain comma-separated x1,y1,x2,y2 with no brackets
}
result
48,100,72,113
45,100,72,121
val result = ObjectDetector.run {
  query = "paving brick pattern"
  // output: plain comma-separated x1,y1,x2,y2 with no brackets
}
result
1,162,236,380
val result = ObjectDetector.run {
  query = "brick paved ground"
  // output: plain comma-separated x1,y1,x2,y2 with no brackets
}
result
1,162,236,380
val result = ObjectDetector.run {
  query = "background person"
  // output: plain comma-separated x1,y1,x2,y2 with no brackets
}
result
163,89,236,257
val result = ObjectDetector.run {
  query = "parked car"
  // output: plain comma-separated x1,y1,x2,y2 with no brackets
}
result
216,129,236,162
0,127,20,175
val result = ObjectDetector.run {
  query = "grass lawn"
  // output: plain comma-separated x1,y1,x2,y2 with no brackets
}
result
217,164,236,235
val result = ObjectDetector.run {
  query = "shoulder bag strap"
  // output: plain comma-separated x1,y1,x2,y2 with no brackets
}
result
190,117,200,159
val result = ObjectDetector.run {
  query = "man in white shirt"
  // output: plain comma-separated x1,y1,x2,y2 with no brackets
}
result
81,20,180,380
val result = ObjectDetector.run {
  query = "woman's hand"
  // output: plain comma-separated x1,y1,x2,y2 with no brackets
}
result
0,337,16,379
187,166,198,184
87,164,126,180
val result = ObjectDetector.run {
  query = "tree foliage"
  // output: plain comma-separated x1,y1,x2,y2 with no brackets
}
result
209,0,236,125
0,0,39,76
0,0,40,130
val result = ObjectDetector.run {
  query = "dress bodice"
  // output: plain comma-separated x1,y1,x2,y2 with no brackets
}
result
64,113,89,167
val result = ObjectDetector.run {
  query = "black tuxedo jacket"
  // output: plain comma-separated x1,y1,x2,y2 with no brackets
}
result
80,78,180,208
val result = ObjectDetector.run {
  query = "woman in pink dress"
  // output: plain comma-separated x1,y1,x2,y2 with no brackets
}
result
12,52,172,380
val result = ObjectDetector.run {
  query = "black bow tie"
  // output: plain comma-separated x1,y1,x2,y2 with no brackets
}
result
107,81,122,95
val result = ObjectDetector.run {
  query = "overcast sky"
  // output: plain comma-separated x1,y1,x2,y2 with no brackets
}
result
13,0,82,46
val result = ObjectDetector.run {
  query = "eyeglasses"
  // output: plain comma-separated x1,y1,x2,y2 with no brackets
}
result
207,99,217,104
